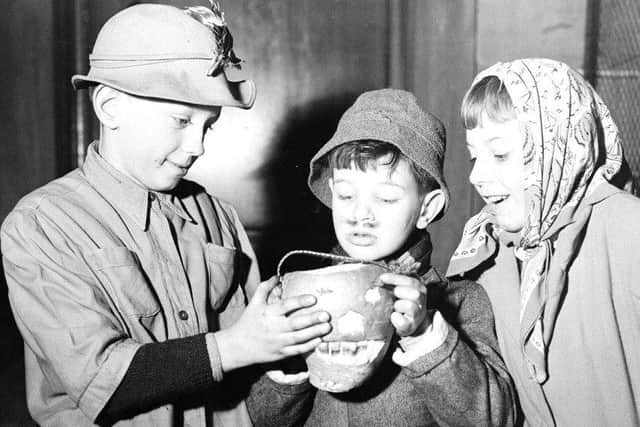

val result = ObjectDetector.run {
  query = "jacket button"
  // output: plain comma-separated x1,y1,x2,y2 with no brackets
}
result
178,310,189,320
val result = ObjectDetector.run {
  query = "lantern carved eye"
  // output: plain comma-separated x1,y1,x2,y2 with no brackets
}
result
364,287,382,304
336,311,365,336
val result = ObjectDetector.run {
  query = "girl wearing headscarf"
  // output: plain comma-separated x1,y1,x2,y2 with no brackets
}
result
447,58,640,426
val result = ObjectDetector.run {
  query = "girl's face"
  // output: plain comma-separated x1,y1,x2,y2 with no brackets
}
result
466,118,527,233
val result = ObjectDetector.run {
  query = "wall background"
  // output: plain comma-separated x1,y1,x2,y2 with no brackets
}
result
0,1,616,424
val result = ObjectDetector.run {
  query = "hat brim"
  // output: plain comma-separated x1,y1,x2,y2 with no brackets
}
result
71,60,256,109
307,121,450,216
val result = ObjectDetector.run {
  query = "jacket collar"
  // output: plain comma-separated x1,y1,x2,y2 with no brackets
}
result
82,141,194,230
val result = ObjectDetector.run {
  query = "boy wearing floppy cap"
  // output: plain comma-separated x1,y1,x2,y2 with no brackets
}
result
251,89,516,426
1,3,330,426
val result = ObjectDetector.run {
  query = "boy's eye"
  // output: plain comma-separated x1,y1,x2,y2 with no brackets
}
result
375,191,401,204
493,153,508,161
332,182,355,201
377,197,399,204
172,116,191,127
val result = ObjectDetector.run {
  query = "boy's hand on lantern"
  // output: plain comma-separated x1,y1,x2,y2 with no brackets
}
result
379,273,430,337
216,276,331,371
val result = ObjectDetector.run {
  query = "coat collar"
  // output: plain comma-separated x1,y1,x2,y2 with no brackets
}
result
82,141,195,230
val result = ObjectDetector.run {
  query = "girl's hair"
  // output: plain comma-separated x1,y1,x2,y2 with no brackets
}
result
327,140,438,195
460,75,516,129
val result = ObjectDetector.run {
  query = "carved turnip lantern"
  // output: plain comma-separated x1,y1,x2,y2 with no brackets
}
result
280,257,395,393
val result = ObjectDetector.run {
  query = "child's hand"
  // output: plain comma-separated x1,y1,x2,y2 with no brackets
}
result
216,276,332,371
266,356,310,385
379,272,430,337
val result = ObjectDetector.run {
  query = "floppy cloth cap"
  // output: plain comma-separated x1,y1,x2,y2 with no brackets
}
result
308,89,448,211
71,3,255,108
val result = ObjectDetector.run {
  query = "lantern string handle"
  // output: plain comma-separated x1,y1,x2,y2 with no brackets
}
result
276,249,387,278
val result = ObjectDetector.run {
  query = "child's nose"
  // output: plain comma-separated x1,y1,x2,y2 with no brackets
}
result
469,157,489,187
182,130,206,157
352,201,375,223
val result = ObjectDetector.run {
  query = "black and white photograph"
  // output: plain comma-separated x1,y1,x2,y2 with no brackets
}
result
0,1,639,426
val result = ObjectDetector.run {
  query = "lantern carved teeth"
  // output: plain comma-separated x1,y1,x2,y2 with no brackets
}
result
315,340,386,366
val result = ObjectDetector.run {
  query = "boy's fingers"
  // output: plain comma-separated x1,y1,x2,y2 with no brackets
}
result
391,312,412,335
379,273,425,291
394,299,421,316
271,284,283,298
277,294,317,315
266,369,310,385
379,273,413,286
281,337,324,357
288,311,331,331
284,323,332,346
266,283,283,304
393,286,423,301
251,276,279,305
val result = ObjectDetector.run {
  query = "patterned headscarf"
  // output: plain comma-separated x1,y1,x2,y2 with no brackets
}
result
447,58,630,383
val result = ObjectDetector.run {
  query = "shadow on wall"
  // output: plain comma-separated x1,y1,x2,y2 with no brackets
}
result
251,93,360,277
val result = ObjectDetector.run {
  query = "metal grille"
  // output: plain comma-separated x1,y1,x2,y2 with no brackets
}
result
590,0,640,194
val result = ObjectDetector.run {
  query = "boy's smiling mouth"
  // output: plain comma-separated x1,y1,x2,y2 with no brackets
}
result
165,158,194,174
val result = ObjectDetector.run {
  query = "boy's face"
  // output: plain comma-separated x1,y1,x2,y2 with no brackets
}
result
104,90,221,192
466,118,526,232
330,156,426,261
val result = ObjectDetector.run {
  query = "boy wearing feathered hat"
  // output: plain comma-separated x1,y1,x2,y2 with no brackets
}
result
251,89,516,426
1,3,330,426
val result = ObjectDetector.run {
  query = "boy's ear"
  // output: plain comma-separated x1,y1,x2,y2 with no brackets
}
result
92,85,122,130
416,189,446,229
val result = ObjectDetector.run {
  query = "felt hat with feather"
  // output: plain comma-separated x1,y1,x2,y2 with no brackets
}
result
72,2,255,109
